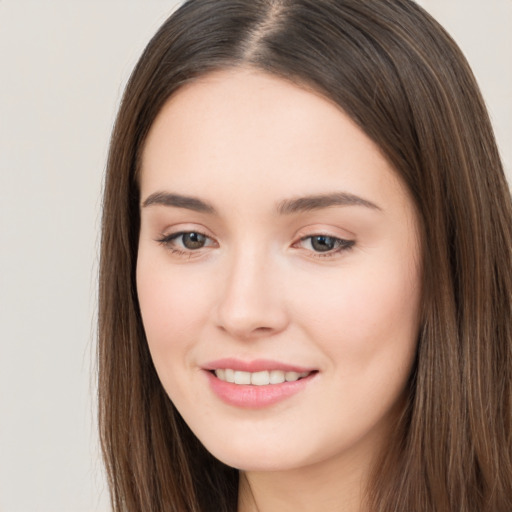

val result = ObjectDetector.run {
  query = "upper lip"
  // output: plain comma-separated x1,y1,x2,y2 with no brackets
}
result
202,358,316,373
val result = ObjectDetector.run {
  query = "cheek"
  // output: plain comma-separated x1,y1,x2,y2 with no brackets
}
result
136,258,212,369
295,256,421,371
136,260,215,413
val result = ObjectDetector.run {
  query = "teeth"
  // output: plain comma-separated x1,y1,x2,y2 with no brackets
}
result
234,371,251,385
285,371,300,381
214,369,310,385
269,370,285,384
251,371,270,386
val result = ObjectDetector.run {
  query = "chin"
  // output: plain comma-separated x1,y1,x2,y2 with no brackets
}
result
211,449,306,473
195,429,311,472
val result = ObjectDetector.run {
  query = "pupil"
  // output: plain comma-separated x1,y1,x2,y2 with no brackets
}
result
183,233,206,249
311,236,335,252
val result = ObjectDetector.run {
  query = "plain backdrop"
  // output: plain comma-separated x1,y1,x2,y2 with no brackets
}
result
0,1,510,511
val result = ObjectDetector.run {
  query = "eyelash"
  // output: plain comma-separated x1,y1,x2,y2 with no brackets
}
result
156,231,355,259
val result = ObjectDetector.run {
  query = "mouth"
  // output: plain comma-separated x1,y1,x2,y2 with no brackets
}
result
211,369,313,386
204,361,318,408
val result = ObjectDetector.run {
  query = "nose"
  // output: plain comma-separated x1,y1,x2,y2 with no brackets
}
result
214,246,289,340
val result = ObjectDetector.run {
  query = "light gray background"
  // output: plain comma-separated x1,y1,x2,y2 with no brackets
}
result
0,1,510,511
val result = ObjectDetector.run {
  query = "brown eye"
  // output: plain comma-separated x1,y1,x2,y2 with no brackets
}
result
157,231,215,253
310,235,337,252
296,235,355,256
179,232,208,249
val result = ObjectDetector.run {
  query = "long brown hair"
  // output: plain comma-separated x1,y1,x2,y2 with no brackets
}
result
98,1,512,510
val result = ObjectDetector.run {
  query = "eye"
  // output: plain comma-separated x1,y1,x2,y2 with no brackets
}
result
176,232,209,250
297,235,355,256
157,231,216,253
309,235,339,252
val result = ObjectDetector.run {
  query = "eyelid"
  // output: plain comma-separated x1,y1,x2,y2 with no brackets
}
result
293,223,356,240
156,222,216,240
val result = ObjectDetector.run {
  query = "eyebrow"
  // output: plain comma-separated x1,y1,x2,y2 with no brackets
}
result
276,192,381,214
141,191,381,214
142,191,216,213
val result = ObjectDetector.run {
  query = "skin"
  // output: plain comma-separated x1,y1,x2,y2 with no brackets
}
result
137,68,422,511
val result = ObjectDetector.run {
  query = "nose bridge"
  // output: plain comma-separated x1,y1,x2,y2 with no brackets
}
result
215,240,288,338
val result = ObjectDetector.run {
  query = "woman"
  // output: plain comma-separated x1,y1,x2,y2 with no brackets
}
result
98,0,512,510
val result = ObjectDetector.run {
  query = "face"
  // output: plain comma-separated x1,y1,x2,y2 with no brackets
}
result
137,69,421,474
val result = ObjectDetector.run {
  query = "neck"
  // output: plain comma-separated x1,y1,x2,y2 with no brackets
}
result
237,451,371,512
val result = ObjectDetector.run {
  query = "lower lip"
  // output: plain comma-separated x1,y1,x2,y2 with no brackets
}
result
205,371,316,409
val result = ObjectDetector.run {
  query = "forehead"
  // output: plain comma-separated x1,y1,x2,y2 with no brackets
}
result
140,68,410,213
142,68,352,167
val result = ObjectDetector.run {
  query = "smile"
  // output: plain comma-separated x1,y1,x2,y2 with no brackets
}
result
214,369,311,385
205,362,318,408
